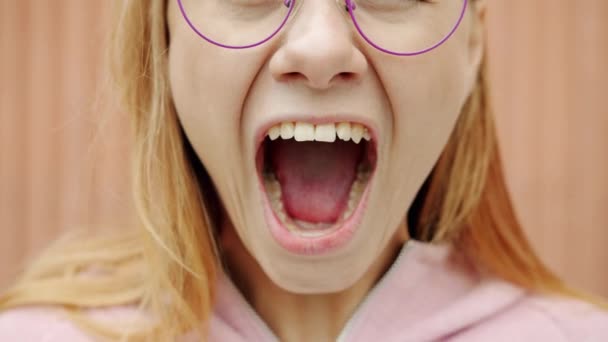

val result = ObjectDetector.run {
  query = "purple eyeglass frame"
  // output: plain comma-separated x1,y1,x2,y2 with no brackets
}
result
176,0,468,56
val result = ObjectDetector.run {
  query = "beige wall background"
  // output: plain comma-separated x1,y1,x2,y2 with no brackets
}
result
1,1,607,297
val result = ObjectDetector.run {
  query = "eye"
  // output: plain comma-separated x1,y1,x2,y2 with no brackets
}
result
352,0,429,12
216,0,286,19
225,0,282,5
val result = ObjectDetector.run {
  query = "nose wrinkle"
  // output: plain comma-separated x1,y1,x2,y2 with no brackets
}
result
269,0,367,89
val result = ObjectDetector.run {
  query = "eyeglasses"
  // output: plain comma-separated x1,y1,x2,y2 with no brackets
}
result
176,0,468,56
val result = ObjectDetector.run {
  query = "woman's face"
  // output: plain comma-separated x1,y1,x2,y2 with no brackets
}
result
167,0,483,293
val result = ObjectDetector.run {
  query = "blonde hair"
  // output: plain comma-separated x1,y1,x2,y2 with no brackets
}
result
1,0,603,340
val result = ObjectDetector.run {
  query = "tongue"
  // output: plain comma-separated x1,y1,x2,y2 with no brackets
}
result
270,140,363,223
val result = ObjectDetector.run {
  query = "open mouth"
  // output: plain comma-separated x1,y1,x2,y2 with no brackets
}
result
256,121,377,255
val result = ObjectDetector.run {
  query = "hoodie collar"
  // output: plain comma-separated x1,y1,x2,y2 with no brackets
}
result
208,240,526,341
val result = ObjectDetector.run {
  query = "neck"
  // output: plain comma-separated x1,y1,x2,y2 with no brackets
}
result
219,221,409,342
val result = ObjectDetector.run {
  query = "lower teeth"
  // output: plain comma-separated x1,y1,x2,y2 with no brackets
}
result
263,167,371,235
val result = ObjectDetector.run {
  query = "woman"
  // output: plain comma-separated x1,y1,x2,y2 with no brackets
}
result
1,0,606,340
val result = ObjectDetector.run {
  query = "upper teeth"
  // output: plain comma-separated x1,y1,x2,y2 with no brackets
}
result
267,122,371,143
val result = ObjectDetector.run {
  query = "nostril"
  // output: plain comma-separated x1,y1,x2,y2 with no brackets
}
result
279,72,305,84
277,71,357,87
338,72,356,82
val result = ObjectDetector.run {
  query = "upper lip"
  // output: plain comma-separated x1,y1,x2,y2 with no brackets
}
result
253,113,380,154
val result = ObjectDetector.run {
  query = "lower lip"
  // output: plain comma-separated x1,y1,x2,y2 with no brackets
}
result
259,177,373,256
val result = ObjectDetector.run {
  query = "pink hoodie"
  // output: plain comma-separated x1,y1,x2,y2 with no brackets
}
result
1,240,607,341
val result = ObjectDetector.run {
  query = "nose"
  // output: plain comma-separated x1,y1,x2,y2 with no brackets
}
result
269,0,367,90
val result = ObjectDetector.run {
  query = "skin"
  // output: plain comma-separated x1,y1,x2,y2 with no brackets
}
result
167,1,485,340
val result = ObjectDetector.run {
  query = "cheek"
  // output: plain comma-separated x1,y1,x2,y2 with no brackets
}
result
169,43,238,140
385,43,469,149
409,63,464,144
382,10,472,145
375,41,470,200
168,35,261,177
167,32,274,243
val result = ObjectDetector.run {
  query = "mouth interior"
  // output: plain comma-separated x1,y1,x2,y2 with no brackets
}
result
258,138,376,232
